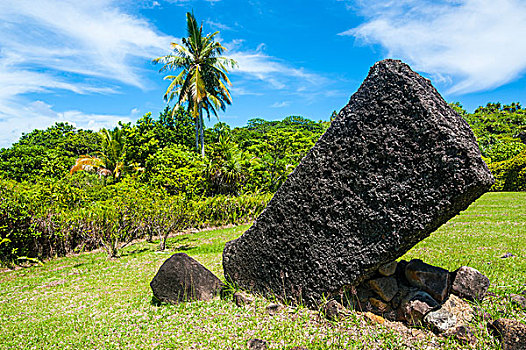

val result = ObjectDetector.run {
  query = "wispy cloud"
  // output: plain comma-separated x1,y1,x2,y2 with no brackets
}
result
206,19,234,31
342,0,526,94
271,101,290,108
228,43,331,96
0,0,173,89
0,0,174,147
0,101,135,147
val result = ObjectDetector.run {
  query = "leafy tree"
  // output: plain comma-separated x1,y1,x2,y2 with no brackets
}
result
204,134,254,195
123,107,195,167
0,123,100,182
153,12,237,157
458,102,526,163
143,144,205,197
70,126,128,179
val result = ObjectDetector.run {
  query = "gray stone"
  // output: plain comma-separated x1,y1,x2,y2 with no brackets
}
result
369,297,391,314
391,284,416,309
150,253,223,303
399,290,439,324
323,300,347,320
424,294,473,333
233,291,254,307
348,285,375,311
378,261,398,277
265,303,283,315
510,294,526,310
451,266,490,302
369,276,398,302
405,259,451,302
222,59,494,306
443,325,477,346
489,318,526,350
248,339,268,350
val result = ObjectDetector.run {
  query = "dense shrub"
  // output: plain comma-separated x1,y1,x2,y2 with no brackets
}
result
193,193,272,227
0,175,272,264
143,144,205,197
489,150,526,191
0,179,34,264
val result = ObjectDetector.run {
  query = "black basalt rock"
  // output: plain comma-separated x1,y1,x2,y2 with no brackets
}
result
222,59,494,306
151,253,223,303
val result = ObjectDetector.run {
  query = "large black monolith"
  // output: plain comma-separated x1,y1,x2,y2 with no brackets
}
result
223,59,494,306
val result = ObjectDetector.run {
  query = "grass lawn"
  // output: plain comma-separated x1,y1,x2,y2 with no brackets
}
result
1,192,524,349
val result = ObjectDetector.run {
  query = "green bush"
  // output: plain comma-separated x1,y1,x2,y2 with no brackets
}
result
143,144,205,197
489,150,526,191
0,179,34,265
193,193,272,227
483,137,526,163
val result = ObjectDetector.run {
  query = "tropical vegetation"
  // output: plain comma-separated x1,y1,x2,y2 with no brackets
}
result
0,101,524,266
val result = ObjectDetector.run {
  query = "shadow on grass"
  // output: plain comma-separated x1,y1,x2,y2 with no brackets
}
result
121,248,150,257
172,244,194,252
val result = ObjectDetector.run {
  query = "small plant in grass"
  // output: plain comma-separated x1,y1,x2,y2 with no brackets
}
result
82,201,137,258
153,195,194,251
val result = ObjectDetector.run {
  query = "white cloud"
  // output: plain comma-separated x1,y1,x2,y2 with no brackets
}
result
271,101,290,108
206,20,234,31
343,0,526,94
0,0,174,89
0,0,174,147
229,45,329,93
0,100,135,147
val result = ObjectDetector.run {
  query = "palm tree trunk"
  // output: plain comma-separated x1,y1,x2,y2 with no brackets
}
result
200,114,205,157
195,116,199,153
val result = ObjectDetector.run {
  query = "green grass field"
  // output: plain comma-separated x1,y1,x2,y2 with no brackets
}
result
1,192,525,349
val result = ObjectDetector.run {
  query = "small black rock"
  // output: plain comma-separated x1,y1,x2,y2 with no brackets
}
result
248,339,267,350
150,253,223,303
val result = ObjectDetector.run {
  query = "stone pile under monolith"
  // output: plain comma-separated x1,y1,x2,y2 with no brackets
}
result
222,59,494,306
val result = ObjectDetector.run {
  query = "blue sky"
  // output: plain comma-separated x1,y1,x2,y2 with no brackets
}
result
1,0,526,147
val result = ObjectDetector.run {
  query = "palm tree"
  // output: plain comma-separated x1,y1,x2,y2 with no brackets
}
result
70,127,127,179
153,12,237,157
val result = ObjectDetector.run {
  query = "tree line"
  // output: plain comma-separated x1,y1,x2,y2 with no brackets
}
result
0,110,327,265
1,101,524,266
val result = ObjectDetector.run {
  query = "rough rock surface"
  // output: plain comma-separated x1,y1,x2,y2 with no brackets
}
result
222,59,494,305
247,339,268,350
400,290,439,324
489,318,526,350
233,291,254,307
378,261,398,277
443,325,477,346
323,300,347,320
423,295,473,333
405,259,451,302
451,266,490,302
510,294,526,310
369,277,398,302
150,253,223,303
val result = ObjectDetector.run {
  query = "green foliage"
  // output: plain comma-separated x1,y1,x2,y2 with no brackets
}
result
204,134,254,195
193,193,272,227
0,123,100,182
452,102,526,187
0,179,34,264
123,107,195,167
455,102,526,162
231,116,327,192
143,144,205,197
489,150,526,191
152,195,194,251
